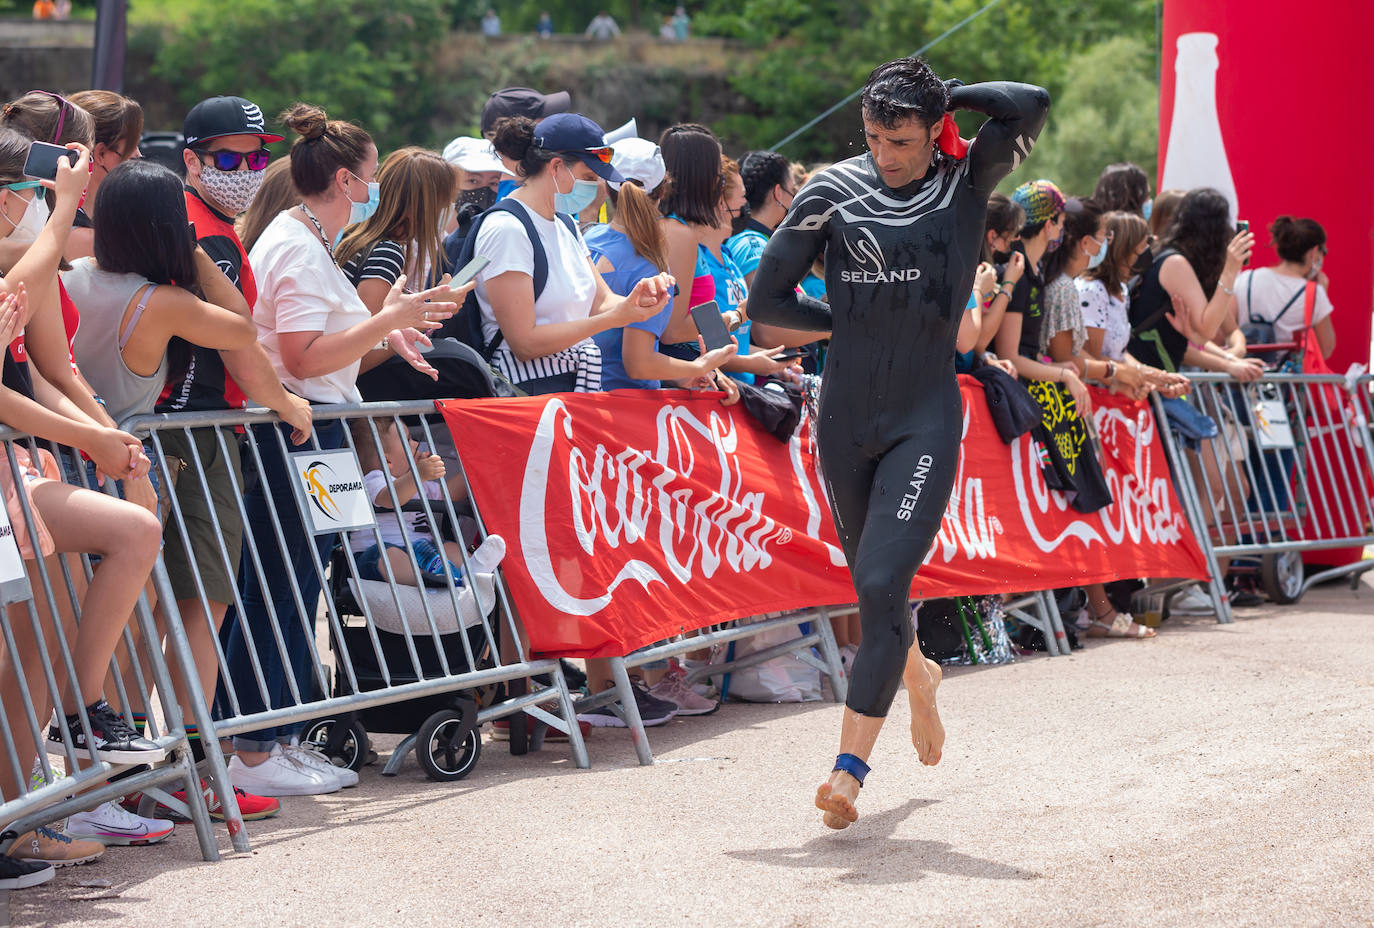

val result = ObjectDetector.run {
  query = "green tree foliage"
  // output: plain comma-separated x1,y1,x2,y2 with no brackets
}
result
1004,36,1159,195
152,0,447,154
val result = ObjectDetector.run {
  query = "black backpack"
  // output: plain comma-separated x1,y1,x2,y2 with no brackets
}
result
440,199,579,361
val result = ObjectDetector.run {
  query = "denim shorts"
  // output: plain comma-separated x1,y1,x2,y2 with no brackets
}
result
355,538,444,582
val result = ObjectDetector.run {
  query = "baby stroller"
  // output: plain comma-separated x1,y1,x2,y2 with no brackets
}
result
301,543,500,782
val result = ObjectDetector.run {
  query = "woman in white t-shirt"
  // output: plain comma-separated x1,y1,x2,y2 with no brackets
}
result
1233,215,1336,358
226,103,464,798
482,113,672,394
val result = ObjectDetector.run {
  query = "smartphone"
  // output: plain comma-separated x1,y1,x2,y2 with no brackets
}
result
690,300,734,353
450,255,490,289
770,348,805,362
1236,219,1250,265
22,141,78,181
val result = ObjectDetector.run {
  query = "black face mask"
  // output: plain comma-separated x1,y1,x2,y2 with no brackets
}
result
1131,246,1153,276
458,187,497,212
992,249,1012,263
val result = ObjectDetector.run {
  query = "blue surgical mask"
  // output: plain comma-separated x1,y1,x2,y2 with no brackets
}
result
1086,235,1108,270
1142,199,1153,221
553,164,599,217
347,171,380,224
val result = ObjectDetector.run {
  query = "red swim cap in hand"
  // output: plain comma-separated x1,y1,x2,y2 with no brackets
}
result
936,113,969,159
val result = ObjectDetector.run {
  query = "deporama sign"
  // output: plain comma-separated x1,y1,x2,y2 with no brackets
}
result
290,449,376,535
440,381,1209,659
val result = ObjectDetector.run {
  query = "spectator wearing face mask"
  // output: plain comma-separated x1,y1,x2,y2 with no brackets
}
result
339,147,457,306
990,178,1093,416
1233,216,1336,359
587,137,735,391
223,102,456,797
1092,162,1152,219
441,136,513,246
1,91,133,481
479,113,671,394
63,91,143,261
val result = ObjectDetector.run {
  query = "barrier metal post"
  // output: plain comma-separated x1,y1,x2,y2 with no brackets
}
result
119,400,589,826
0,432,218,861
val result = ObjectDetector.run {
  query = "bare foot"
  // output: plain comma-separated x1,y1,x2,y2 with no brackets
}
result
814,770,861,829
906,657,945,766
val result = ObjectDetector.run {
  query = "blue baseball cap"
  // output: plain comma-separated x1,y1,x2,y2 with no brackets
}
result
532,113,624,184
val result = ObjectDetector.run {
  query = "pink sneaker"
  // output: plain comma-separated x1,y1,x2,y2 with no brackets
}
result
648,668,719,716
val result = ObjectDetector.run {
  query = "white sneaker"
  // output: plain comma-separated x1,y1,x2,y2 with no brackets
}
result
1170,586,1216,615
282,742,358,788
66,800,174,846
227,744,339,796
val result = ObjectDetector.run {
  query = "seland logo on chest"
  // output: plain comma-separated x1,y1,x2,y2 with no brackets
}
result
896,454,935,521
840,227,922,284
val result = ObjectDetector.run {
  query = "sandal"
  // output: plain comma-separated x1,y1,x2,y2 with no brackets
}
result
1086,610,1155,639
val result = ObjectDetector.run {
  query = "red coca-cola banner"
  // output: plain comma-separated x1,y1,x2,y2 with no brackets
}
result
439,380,1209,659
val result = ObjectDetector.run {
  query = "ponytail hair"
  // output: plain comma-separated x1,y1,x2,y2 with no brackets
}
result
279,102,373,197
608,180,668,271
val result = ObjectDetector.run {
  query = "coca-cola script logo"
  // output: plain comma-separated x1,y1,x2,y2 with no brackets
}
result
520,399,845,616
1005,398,1190,554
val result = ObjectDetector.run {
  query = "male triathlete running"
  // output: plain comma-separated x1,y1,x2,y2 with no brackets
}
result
749,56,1049,829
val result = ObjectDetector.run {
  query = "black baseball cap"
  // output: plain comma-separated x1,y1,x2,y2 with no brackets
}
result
532,113,624,184
183,96,284,148
480,86,571,136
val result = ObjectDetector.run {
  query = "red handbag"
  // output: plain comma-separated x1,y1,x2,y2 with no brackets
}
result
1293,281,1374,552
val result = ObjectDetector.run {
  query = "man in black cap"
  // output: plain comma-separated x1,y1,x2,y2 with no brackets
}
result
480,86,571,139
162,97,311,824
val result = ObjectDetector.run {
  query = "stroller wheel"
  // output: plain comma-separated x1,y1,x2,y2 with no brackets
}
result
1260,551,1304,604
416,710,481,782
301,718,371,773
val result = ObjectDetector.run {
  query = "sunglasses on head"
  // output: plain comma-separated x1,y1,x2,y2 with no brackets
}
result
194,148,271,172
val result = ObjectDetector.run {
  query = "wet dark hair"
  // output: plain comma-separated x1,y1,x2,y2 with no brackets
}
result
983,192,1024,262
1160,187,1232,298
1269,215,1326,264
657,123,722,228
1092,162,1150,215
860,56,950,130
279,102,374,197
739,150,791,210
1042,197,1103,286
93,159,199,376
489,116,556,179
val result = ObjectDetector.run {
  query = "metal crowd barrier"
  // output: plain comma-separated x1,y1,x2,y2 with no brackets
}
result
1150,371,1374,623
119,400,589,848
0,430,219,862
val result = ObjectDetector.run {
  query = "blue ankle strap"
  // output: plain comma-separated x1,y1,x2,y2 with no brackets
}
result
832,753,870,787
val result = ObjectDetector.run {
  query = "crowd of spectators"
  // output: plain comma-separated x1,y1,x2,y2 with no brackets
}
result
476,6,690,41
0,78,1346,890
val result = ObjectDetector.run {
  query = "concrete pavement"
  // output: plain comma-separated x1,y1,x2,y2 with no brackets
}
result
7,576,1374,927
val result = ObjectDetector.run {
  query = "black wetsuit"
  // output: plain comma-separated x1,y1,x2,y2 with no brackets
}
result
750,81,1049,718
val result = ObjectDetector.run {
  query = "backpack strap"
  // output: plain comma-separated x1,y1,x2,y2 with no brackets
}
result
1273,280,1308,327
473,202,572,360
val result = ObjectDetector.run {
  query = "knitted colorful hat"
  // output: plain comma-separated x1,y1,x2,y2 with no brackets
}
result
1011,179,1066,227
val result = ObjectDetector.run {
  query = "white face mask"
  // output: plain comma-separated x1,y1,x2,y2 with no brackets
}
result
1,189,49,245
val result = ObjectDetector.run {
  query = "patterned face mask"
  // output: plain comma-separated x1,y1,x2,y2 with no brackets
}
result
198,163,265,216
458,186,497,211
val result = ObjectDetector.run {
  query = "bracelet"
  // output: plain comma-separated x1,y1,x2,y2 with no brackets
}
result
1105,360,1116,380
380,336,390,351
1220,283,1236,295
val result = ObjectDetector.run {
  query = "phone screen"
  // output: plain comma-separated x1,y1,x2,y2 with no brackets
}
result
690,301,734,353
451,255,490,289
22,141,75,181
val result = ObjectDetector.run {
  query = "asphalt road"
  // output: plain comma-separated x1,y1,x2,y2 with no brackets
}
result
7,575,1374,927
